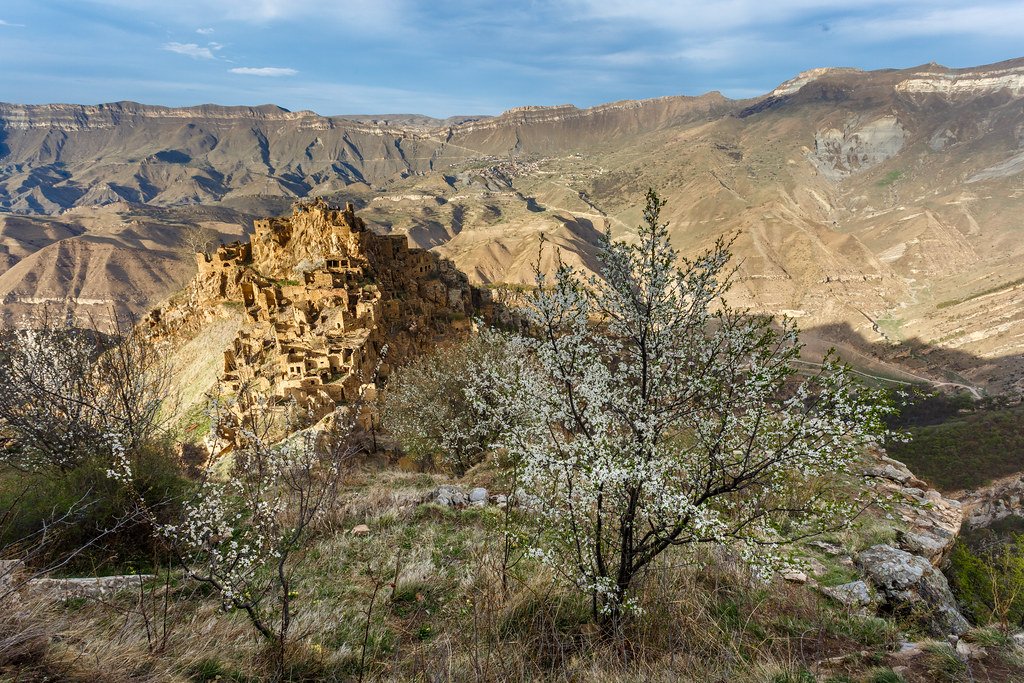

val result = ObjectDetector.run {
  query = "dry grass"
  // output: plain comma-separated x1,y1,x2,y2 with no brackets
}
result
1,466,1020,682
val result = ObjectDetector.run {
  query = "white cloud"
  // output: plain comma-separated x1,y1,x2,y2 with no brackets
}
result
229,66,298,76
832,3,1024,40
0,19,25,27
163,42,215,59
196,27,215,34
87,0,405,28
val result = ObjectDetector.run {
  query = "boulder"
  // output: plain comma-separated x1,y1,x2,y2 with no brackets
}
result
469,487,489,503
856,544,970,635
781,570,808,584
821,580,873,607
425,485,468,507
866,463,913,485
955,639,986,659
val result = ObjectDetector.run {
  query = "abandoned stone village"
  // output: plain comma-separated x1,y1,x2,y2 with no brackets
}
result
145,199,493,440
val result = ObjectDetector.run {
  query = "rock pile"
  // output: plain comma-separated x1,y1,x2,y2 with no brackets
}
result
423,486,508,508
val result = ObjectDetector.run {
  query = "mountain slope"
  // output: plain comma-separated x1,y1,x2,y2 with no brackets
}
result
1,58,1023,391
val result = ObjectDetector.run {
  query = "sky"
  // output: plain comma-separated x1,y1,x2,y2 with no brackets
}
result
0,1,1022,118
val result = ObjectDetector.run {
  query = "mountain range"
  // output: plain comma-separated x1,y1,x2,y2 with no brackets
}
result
1,58,1023,393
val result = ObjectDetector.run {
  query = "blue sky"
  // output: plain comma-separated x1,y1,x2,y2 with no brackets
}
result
0,1,1022,117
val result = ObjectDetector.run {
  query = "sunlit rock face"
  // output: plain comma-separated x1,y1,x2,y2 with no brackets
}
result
144,199,490,438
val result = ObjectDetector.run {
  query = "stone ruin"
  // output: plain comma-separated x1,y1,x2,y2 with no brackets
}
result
146,198,494,443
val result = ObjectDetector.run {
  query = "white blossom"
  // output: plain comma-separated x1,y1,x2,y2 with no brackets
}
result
469,190,895,620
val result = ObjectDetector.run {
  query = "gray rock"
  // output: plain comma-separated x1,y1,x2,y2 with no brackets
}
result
511,492,543,510
29,574,153,600
808,541,845,556
781,570,808,584
469,487,489,503
857,544,970,635
425,485,468,507
867,464,913,484
956,639,986,659
822,580,872,607
897,530,950,560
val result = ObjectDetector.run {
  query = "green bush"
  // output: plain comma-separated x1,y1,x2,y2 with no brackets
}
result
0,441,191,573
947,536,1024,628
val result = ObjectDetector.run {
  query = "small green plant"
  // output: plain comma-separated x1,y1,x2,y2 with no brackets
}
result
187,658,250,682
922,642,967,681
878,170,903,186
772,668,816,683
867,667,905,683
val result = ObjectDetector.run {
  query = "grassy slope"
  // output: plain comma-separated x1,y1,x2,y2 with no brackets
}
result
6,467,1024,682
888,403,1024,492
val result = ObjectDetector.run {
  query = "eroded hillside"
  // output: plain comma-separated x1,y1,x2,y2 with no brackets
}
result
2,58,1024,392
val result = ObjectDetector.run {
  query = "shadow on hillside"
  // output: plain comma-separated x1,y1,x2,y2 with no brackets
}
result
799,321,1024,395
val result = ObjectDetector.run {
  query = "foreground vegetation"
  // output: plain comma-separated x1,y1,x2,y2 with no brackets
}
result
4,192,1024,681
4,468,1024,682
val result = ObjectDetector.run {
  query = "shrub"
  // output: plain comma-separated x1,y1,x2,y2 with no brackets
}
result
0,440,190,573
947,535,1024,629
380,334,512,476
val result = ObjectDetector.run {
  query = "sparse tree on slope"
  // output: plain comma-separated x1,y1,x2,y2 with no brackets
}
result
472,190,893,624
381,335,511,476
0,314,168,472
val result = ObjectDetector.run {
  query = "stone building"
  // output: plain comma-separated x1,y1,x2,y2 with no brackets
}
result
146,198,494,442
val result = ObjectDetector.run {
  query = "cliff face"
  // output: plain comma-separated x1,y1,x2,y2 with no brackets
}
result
146,199,490,435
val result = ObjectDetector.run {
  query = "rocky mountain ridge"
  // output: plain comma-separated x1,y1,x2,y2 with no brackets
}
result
2,57,1023,393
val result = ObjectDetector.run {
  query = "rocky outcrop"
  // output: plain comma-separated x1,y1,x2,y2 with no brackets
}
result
857,544,970,636
864,454,963,566
810,116,907,180
849,453,973,634
895,64,1024,98
955,472,1024,528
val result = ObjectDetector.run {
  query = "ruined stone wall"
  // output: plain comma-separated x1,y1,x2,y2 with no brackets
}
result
145,198,493,437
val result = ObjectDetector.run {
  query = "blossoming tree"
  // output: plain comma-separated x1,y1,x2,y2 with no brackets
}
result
152,387,355,668
474,190,893,623
381,335,511,476
0,315,167,472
